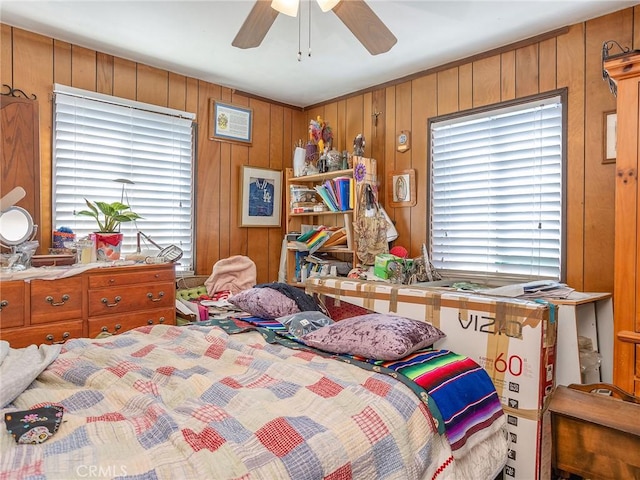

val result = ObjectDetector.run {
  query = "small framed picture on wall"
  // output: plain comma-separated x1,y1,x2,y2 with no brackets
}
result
239,166,282,227
603,110,617,164
387,169,416,207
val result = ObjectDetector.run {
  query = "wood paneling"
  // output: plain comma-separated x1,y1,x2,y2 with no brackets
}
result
1,25,12,88
583,9,633,293
70,45,96,91
1,25,302,281
12,30,53,243
136,64,167,106
557,23,586,291
500,51,516,101
0,5,637,292
539,38,557,92
96,52,113,95
53,40,71,86
472,55,501,107
515,44,539,98
458,63,473,111
437,67,458,115
113,57,136,100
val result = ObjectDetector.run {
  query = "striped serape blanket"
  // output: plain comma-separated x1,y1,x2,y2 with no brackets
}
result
205,316,505,459
374,350,505,458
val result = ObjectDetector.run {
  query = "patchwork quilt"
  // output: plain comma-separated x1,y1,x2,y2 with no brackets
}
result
0,324,508,480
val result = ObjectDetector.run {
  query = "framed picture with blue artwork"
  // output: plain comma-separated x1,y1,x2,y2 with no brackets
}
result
240,166,282,227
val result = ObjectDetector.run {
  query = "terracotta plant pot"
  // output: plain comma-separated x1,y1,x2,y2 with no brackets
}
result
91,232,124,261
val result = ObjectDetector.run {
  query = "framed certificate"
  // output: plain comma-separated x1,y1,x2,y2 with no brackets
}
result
210,99,253,144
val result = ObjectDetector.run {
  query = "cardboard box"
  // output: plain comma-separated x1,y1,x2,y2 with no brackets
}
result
306,277,557,480
503,411,552,480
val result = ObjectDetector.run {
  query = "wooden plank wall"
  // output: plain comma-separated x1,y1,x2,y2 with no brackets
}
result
306,6,638,293
1,5,637,292
0,24,306,283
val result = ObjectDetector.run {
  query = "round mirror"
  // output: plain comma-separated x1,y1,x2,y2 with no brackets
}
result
0,206,34,246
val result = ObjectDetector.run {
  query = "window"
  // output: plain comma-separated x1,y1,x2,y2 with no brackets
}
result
429,93,564,282
52,84,195,271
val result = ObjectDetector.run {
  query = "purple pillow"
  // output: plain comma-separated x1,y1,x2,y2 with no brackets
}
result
300,313,445,361
228,288,300,319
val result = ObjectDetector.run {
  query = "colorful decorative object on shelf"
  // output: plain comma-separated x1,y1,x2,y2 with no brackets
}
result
354,161,367,183
309,116,333,153
52,226,75,249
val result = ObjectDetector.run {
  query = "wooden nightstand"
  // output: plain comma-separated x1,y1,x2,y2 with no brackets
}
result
549,383,640,479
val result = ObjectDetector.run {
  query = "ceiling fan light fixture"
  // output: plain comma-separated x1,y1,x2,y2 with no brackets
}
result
317,0,339,12
271,0,299,17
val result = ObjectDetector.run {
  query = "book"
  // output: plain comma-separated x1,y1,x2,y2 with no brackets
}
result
314,185,338,211
323,180,340,210
333,176,351,211
322,228,347,247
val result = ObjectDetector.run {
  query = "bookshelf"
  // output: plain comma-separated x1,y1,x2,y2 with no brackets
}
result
284,157,377,286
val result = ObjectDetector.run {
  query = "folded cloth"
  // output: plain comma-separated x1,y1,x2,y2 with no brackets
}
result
205,255,257,296
0,341,62,408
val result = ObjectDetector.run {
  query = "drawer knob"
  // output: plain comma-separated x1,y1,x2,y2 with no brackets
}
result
147,316,166,325
0,299,8,311
101,296,122,307
147,291,165,302
100,324,122,334
45,331,70,344
46,294,70,306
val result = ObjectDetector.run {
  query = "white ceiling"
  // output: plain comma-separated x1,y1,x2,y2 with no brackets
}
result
1,0,636,107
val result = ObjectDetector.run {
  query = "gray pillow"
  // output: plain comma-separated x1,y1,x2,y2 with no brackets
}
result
228,288,300,319
300,313,445,361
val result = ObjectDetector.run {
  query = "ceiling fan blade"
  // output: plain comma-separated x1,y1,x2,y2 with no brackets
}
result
332,0,397,55
232,0,279,49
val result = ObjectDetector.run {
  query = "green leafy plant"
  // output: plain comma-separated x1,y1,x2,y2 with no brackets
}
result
77,199,142,232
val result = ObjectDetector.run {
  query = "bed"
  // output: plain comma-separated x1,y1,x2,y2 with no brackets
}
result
0,316,508,479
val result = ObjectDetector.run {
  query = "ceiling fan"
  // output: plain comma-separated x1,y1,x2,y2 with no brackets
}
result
232,0,397,56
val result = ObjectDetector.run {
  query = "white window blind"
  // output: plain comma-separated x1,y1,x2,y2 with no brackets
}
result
430,96,563,281
52,85,195,271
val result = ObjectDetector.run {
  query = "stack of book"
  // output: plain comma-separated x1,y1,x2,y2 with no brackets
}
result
322,227,347,247
291,226,331,254
314,177,354,212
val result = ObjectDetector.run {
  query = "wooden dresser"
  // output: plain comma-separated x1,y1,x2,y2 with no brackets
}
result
0,263,176,348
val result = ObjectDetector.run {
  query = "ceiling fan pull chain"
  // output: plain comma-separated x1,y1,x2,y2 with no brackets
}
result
308,0,312,57
297,7,302,61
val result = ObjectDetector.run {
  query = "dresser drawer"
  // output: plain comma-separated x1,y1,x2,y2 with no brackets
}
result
30,277,84,324
87,307,176,338
0,319,84,348
88,265,175,288
88,282,175,317
0,281,26,328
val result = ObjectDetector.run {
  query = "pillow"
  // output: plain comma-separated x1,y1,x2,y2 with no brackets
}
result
228,287,300,319
300,313,445,361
